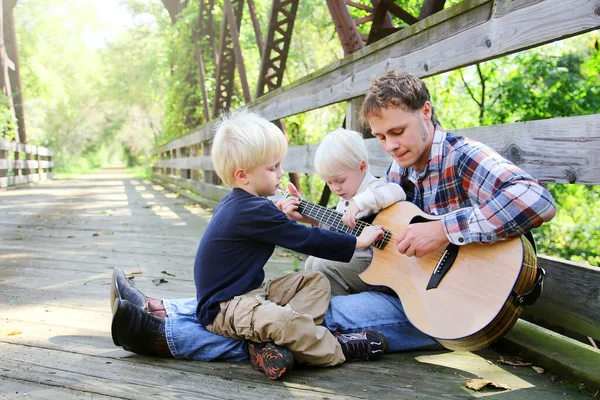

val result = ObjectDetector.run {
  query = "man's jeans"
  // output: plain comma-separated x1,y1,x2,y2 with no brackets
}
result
163,291,440,362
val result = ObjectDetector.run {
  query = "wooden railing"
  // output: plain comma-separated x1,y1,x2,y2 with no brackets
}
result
0,139,54,188
151,0,600,352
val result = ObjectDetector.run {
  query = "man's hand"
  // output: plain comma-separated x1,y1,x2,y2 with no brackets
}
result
395,220,449,258
276,182,317,225
342,200,360,228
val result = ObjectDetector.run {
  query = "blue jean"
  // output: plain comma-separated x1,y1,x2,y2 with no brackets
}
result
163,291,440,362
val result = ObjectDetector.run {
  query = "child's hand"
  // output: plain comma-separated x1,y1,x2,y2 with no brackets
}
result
342,200,360,228
356,225,384,248
276,183,318,225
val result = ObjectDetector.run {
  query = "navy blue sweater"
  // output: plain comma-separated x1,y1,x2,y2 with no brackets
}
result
194,188,357,326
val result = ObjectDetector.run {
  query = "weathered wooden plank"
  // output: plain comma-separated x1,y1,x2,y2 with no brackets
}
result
153,155,213,170
0,139,53,155
283,114,600,184
0,377,114,399
151,172,230,203
250,0,600,121
0,342,584,399
523,256,600,341
152,114,600,185
501,319,600,393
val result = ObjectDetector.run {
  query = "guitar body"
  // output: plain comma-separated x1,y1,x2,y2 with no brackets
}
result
359,201,538,351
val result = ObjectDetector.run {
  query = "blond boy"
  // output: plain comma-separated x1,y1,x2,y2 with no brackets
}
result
195,111,388,380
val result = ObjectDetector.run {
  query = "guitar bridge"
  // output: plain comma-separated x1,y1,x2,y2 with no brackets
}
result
426,244,459,290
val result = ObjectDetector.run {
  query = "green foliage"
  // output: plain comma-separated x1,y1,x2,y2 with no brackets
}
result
0,95,17,141
534,184,600,266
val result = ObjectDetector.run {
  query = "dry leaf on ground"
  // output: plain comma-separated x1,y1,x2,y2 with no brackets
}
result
532,366,545,374
1,330,22,336
498,356,532,367
465,378,510,391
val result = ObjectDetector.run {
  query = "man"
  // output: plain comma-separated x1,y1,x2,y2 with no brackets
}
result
361,70,555,258
111,69,556,373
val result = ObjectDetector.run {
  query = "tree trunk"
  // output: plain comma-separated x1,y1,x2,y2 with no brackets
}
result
2,0,25,143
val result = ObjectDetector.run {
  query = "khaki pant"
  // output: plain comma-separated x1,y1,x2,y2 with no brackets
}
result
206,271,345,366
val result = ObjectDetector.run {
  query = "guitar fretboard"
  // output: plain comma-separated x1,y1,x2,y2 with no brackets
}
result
297,198,391,250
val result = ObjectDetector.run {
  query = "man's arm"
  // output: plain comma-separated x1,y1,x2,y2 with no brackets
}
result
441,144,556,245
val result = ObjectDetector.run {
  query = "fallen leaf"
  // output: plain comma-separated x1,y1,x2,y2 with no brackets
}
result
129,271,143,275
2,330,23,336
532,366,545,374
92,233,100,237
275,253,294,258
152,278,168,285
498,356,531,367
67,236,75,239
161,270,176,277
465,378,510,391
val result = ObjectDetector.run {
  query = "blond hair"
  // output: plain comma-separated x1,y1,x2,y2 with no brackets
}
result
314,128,368,179
212,110,287,187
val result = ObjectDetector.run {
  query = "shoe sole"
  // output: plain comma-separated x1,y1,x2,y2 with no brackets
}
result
110,268,124,346
111,297,123,346
249,344,294,380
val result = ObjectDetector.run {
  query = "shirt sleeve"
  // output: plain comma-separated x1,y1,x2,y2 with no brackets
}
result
244,201,357,261
352,179,406,213
441,144,556,245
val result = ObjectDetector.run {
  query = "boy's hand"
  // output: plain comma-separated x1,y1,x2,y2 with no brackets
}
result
276,183,317,225
342,200,360,228
356,225,384,248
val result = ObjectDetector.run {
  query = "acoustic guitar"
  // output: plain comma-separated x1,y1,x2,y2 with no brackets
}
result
273,190,539,351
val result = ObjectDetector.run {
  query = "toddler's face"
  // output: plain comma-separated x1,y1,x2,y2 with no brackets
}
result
323,164,366,200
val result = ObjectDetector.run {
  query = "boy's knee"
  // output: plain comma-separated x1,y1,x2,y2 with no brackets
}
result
302,270,331,292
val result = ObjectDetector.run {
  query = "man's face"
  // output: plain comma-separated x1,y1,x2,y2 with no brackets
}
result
367,104,433,171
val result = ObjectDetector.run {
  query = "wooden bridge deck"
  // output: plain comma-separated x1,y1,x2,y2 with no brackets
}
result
0,169,593,399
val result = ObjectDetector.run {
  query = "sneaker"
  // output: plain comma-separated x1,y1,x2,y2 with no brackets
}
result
335,330,388,361
248,342,294,380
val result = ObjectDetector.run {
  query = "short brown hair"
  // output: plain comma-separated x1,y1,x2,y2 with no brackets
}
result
362,70,439,125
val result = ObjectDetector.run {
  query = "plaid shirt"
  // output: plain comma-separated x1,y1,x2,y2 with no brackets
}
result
387,126,556,245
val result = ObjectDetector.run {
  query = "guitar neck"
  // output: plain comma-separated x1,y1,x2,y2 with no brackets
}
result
296,198,390,250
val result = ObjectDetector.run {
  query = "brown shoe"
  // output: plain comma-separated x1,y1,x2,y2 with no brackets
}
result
111,298,172,358
248,342,294,380
111,267,166,318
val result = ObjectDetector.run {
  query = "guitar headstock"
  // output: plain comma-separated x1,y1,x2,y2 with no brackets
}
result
267,188,291,204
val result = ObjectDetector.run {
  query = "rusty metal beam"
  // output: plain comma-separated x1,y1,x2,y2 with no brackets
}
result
419,0,446,20
247,0,264,55
223,0,251,103
385,0,418,25
194,0,214,120
326,0,364,56
256,0,299,97
212,0,244,117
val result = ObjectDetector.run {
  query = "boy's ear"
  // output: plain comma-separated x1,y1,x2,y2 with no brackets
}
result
234,168,247,183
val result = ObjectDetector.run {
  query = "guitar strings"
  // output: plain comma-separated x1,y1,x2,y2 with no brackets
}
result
281,192,446,256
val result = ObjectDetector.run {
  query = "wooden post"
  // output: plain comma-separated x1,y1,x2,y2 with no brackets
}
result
190,144,199,181
345,96,367,135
